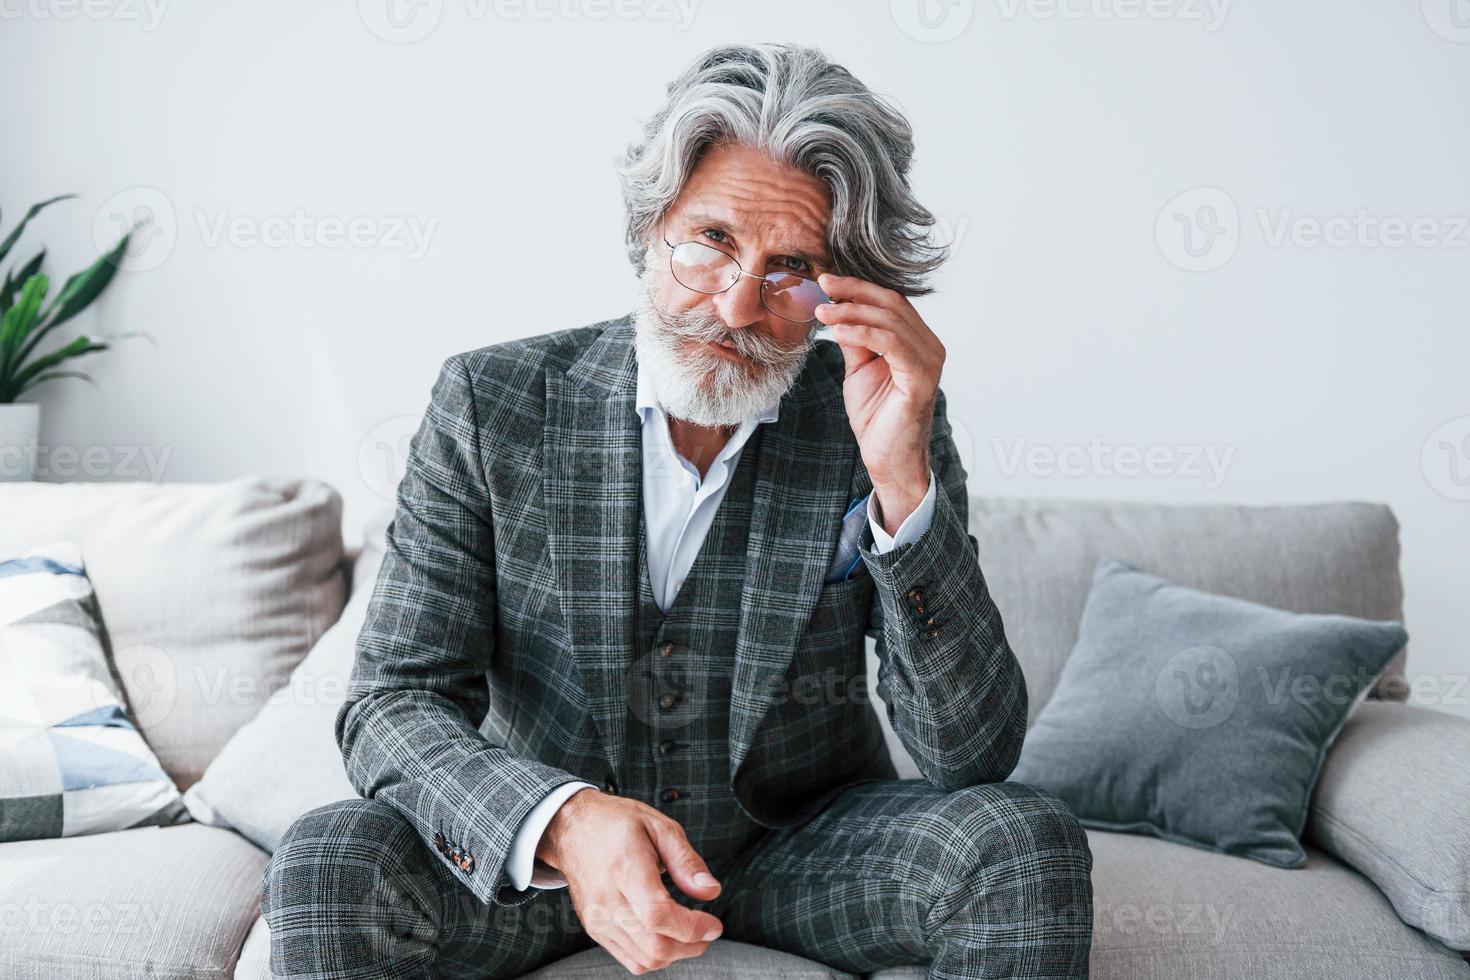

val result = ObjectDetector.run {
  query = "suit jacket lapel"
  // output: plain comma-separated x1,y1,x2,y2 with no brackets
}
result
544,318,642,780
729,349,858,778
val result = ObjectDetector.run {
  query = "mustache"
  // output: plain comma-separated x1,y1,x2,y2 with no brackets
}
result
648,299,814,368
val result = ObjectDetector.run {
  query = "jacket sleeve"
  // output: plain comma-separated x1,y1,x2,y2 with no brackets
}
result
856,386,1029,789
335,353,587,907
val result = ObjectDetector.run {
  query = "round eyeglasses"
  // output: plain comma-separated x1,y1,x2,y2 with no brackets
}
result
661,236,833,323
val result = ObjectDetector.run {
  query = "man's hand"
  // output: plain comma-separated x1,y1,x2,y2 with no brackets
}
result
536,788,724,974
814,274,945,536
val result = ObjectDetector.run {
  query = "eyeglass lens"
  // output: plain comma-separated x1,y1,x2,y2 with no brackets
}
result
669,240,830,322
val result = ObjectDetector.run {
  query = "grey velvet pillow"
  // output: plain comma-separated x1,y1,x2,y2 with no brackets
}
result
1011,559,1407,868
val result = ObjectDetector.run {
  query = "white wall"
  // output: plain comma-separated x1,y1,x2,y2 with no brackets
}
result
3,0,1466,716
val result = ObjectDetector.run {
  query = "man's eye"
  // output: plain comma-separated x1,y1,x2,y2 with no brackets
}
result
700,229,728,244
778,256,811,274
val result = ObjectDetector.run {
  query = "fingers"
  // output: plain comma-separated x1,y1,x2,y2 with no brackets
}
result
568,880,648,975
818,273,913,315
561,799,724,974
816,302,882,376
579,869,715,974
830,327,880,377
609,828,723,970
647,817,722,903
594,926,654,976
620,846,723,944
816,273,945,369
815,300,918,365
619,890,720,969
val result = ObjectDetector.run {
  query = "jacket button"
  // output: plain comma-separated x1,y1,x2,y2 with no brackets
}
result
659,642,675,657
603,778,618,795
658,693,678,710
661,788,681,803
658,739,678,756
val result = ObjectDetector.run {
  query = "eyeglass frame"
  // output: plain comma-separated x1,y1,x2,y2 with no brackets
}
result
659,234,834,323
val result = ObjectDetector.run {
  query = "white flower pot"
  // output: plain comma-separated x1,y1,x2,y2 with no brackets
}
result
0,402,41,481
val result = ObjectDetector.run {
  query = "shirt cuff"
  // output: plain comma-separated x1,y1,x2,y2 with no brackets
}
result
505,781,595,891
867,470,938,554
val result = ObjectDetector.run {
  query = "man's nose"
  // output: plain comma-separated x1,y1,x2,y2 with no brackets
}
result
712,270,766,328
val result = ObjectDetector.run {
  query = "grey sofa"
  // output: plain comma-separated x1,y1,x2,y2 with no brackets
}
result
1,478,1466,979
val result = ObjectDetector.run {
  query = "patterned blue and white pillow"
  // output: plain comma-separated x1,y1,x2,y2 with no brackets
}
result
0,542,187,841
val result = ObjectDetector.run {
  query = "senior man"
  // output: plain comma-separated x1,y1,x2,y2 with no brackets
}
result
263,41,1092,980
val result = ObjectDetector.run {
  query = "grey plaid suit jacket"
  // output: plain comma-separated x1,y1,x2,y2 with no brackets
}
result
336,313,1029,907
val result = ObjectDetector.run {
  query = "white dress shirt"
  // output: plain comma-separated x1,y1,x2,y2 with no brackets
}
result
505,351,938,890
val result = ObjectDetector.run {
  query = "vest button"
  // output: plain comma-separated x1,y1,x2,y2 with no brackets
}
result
658,692,678,711
658,739,678,756
661,788,681,803
659,642,676,657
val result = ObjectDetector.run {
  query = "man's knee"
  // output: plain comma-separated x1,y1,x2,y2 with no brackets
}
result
916,782,1093,972
920,782,1093,901
262,798,451,975
263,797,432,919
285,795,416,843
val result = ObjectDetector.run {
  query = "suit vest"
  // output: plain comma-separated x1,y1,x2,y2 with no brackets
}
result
622,424,769,873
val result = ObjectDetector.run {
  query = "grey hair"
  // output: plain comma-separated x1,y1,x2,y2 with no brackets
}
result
617,42,947,297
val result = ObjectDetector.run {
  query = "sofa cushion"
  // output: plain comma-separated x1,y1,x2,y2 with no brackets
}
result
231,923,860,980
516,940,858,978
1079,828,1470,979
185,513,388,851
1308,701,1470,951
967,498,1407,722
0,822,268,980
232,915,271,980
1010,559,1405,869
0,477,348,788
0,542,187,841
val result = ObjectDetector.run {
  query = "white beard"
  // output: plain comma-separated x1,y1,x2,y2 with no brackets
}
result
632,286,815,428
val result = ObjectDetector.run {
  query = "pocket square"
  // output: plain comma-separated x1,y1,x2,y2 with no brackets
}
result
825,495,870,583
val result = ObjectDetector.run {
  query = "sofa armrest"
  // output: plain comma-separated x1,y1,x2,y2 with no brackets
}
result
1308,700,1470,951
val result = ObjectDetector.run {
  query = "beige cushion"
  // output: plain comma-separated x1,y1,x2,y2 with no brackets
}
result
232,915,271,980
185,512,390,851
1309,702,1470,950
0,477,348,788
0,822,268,979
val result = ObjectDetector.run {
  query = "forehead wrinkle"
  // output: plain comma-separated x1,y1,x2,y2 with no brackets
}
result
677,199,831,265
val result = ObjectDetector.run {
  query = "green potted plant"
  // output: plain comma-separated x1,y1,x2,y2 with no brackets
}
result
0,195,146,480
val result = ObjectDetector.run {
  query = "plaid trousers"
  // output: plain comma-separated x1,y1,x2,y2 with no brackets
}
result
260,777,1092,979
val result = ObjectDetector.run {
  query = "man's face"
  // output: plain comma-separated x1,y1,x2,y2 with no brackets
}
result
635,142,834,428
